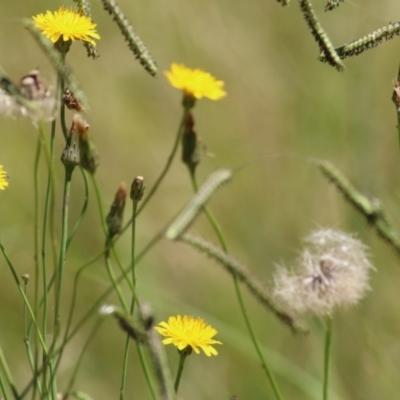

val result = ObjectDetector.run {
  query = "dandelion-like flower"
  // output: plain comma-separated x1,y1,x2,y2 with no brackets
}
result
0,166,9,190
32,7,100,46
273,229,373,317
155,315,222,356
165,63,227,101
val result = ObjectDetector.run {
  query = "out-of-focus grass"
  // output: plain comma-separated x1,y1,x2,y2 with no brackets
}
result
1,1,400,399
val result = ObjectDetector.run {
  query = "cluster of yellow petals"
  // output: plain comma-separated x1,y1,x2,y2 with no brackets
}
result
32,7,100,45
0,166,9,190
165,63,227,100
155,315,222,356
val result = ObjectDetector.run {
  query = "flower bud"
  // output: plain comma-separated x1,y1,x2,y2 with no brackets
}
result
106,183,127,239
181,113,201,174
61,116,80,168
74,114,99,174
21,274,30,285
130,176,145,201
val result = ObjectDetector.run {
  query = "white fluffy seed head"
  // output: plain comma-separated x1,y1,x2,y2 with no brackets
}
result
273,229,374,317
0,70,56,124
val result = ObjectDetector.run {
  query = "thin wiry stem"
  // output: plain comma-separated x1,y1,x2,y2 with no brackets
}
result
188,172,284,400
323,316,333,400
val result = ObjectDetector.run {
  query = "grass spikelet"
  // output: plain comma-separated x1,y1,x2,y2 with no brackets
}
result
24,21,88,109
299,0,345,71
72,0,100,59
325,0,344,12
179,233,306,334
100,0,157,76
165,169,233,240
317,160,400,258
320,22,400,61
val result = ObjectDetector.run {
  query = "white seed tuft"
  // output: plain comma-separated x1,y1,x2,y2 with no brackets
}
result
273,229,374,317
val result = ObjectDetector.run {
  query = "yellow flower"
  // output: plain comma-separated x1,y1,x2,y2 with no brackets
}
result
165,63,227,100
32,7,100,45
0,166,9,190
155,315,222,356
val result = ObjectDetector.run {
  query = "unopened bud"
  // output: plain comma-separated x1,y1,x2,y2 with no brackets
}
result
182,94,196,109
74,114,99,174
21,274,30,285
106,183,127,239
61,116,80,167
182,113,201,174
130,176,145,201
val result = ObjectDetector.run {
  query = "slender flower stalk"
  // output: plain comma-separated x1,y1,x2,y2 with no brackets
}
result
155,316,219,392
323,316,333,400
120,176,156,400
189,173,284,400
174,348,190,393
273,228,373,400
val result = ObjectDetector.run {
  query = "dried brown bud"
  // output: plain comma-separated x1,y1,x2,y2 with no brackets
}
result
130,176,145,201
74,114,99,174
106,183,127,239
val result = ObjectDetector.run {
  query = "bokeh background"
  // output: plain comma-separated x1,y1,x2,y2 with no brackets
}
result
1,0,400,399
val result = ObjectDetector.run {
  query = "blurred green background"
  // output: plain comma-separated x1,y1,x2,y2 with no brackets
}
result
1,0,400,399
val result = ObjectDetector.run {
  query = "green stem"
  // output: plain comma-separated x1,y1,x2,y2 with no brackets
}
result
63,319,103,400
0,372,11,400
91,176,156,398
137,106,190,216
105,252,129,311
323,316,333,400
0,346,18,400
119,199,139,400
49,165,74,400
32,136,41,400
24,338,43,399
67,168,90,249
62,104,191,294
39,116,56,397
174,350,188,393
189,172,283,400
0,240,49,354
117,105,191,240
53,166,74,339
90,176,129,311
120,197,157,400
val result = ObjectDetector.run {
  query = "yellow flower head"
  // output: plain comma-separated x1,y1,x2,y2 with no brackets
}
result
32,7,100,45
0,166,9,190
165,63,227,100
155,315,222,356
